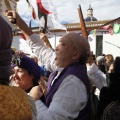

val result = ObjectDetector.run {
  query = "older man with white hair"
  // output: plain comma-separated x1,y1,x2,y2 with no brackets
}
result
28,32,91,120
6,11,93,120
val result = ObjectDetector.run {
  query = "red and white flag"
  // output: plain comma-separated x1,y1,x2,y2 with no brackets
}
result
102,24,114,35
27,0,66,30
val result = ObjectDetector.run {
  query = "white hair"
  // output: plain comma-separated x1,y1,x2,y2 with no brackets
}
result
61,32,90,63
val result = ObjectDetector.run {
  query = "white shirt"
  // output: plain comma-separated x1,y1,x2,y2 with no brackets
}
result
27,95,37,120
26,34,88,120
87,63,107,90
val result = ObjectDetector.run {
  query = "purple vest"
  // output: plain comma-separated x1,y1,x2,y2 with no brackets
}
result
46,62,91,120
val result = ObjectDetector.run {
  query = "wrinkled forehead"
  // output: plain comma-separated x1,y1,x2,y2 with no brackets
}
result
60,35,68,43
60,33,74,45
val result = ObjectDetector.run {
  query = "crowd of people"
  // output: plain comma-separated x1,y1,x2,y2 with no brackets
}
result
0,8,120,120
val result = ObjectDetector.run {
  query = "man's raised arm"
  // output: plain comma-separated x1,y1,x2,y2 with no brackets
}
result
5,10,33,39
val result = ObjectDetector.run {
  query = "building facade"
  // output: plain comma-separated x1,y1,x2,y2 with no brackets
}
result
1,2,120,58
12,19,120,58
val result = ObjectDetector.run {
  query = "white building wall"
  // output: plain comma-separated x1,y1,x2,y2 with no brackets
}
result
88,33,120,58
12,34,63,54
88,35,96,54
12,31,120,59
46,31,67,49
103,34,120,58
12,36,33,55
48,36,62,49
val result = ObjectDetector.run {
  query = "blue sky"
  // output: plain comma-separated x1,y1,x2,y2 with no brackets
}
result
17,0,120,27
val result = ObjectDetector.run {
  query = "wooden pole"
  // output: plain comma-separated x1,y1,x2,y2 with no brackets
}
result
4,0,12,10
40,33,53,49
78,4,88,39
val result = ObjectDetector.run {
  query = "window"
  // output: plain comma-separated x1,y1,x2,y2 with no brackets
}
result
96,35,103,57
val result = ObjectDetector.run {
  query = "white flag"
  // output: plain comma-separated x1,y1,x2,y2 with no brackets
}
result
47,17,66,30
27,0,66,30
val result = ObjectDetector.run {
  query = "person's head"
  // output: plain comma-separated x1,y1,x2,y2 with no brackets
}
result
0,16,13,85
108,56,120,86
55,32,90,68
105,54,114,71
96,56,105,65
12,55,41,91
105,54,114,64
